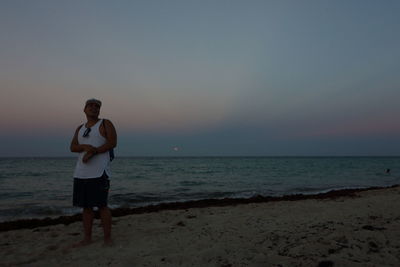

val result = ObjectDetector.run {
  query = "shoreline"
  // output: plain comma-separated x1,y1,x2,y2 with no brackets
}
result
1,184,398,232
1,184,400,266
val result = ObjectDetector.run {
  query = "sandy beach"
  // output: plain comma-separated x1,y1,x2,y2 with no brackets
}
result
1,186,400,267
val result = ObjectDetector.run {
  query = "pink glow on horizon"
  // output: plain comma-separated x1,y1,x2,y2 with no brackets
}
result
1,85,233,135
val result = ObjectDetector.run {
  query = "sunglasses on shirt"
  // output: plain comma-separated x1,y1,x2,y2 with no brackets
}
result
83,127,91,137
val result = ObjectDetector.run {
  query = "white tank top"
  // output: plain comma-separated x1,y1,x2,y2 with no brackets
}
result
73,119,111,179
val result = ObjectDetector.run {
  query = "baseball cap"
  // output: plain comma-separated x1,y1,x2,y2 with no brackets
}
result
85,98,102,107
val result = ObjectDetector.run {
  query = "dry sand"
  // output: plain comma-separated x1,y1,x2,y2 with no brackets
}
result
1,186,400,267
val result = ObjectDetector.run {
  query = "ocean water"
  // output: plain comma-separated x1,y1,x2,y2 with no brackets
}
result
0,157,399,222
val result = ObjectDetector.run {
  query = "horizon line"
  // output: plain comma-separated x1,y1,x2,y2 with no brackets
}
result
1,155,399,159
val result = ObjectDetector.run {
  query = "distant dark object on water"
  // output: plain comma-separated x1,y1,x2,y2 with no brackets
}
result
386,169,391,174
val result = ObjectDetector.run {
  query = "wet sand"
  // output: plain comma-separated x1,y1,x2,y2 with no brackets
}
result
1,185,400,266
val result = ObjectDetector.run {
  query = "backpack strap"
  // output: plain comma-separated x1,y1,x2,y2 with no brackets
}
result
102,119,107,137
101,119,115,161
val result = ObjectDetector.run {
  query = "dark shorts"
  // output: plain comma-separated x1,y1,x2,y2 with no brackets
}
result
73,172,110,208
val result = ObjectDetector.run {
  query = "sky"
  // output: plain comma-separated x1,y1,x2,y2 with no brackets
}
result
1,0,399,157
